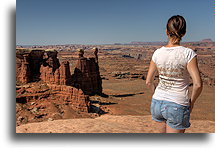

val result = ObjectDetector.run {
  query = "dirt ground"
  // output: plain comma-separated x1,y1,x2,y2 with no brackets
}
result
16,114,214,133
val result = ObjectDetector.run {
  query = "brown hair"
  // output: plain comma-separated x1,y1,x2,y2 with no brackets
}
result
166,15,186,44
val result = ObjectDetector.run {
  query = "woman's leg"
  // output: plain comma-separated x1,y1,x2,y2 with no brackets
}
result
152,120,166,133
166,124,185,133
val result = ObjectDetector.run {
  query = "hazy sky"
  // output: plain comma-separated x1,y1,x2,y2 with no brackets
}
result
16,0,214,45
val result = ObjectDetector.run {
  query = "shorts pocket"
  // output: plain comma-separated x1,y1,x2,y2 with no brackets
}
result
167,105,190,129
167,106,183,126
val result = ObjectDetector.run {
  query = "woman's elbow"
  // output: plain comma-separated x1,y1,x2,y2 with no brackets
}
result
193,81,203,89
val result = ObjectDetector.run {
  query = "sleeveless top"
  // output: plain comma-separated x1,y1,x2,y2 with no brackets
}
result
152,46,197,106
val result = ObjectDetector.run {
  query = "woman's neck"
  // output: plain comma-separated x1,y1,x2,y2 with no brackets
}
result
165,40,181,47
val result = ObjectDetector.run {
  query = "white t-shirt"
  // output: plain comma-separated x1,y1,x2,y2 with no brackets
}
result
152,46,197,106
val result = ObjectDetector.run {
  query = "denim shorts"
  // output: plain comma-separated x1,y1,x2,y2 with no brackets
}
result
151,98,191,130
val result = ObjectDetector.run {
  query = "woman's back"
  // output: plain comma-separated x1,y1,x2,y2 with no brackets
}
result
146,15,202,133
152,46,196,106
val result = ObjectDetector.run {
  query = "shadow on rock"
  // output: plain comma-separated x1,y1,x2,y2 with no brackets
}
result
89,105,108,115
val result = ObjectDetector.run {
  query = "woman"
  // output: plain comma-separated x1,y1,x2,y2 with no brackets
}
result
146,15,203,133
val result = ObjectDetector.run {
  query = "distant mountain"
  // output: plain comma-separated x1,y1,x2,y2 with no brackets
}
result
128,39,214,46
201,39,213,42
129,41,167,46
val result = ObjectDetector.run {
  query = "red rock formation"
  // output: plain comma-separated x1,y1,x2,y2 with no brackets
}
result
40,50,61,84
16,83,91,126
16,48,103,124
16,83,90,112
28,50,45,81
72,48,102,95
16,49,70,86
16,49,45,84
16,53,31,84
40,60,72,85
17,48,103,95
48,84,90,112
59,61,72,85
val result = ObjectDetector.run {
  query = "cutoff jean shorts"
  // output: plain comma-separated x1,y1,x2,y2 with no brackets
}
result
151,98,191,130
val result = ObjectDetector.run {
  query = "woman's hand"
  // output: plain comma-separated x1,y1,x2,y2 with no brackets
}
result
189,99,194,113
146,61,157,91
146,82,155,93
146,60,157,94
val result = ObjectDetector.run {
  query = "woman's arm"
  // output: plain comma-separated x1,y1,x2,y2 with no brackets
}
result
187,56,203,113
146,60,157,93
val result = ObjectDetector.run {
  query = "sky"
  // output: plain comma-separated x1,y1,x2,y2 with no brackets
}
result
16,0,214,45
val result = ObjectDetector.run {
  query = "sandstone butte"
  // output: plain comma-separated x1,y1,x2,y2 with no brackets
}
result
16,48,103,125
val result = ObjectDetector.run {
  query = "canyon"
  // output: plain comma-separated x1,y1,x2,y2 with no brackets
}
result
16,41,215,133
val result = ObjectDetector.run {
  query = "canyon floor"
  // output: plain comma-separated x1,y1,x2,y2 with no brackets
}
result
16,44,215,133
16,79,215,133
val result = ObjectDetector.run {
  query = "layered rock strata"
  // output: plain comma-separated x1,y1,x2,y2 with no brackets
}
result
16,48,103,94
16,48,102,125
16,84,90,113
